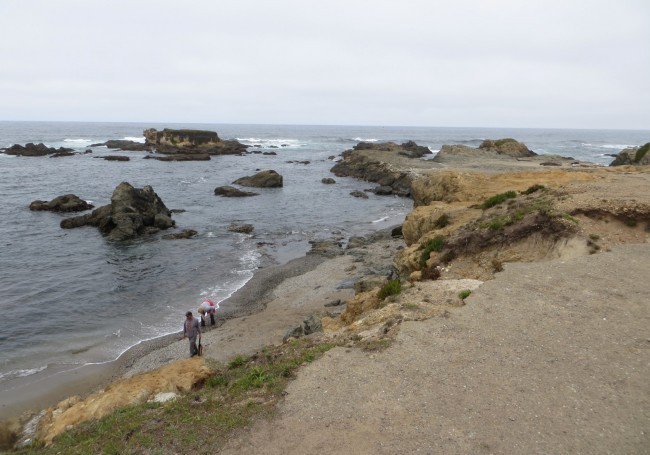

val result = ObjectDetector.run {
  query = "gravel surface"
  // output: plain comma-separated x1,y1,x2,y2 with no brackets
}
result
220,242,650,454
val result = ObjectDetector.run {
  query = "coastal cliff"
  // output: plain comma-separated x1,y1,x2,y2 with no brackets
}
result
4,140,650,454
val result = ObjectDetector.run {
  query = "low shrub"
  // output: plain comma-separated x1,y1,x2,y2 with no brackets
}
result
481,191,517,209
421,265,441,281
433,213,450,229
635,142,650,162
378,279,402,300
458,290,472,300
521,184,545,195
419,236,445,267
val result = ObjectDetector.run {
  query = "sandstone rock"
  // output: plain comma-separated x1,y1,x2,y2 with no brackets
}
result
143,128,247,155
30,194,94,212
214,186,259,197
233,170,283,188
478,138,536,157
609,143,650,166
60,182,174,241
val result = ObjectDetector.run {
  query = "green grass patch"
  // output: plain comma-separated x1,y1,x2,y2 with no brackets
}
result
458,289,472,300
481,191,517,209
635,142,650,162
17,340,337,455
419,235,445,267
378,279,402,300
521,184,546,195
494,138,518,147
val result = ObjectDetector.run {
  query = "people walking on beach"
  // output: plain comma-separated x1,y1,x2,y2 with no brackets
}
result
183,311,201,357
197,298,217,327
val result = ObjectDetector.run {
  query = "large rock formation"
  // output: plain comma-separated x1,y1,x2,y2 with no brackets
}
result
609,143,650,166
478,138,536,157
60,182,175,241
3,143,74,157
233,170,283,188
433,139,536,163
143,128,247,155
330,142,418,197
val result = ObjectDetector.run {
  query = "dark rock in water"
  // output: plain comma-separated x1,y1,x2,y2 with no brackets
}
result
262,151,277,156
399,140,432,158
30,194,94,212
228,223,254,234
144,153,210,161
350,190,369,199
91,140,153,152
170,209,186,214
4,143,74,157
163,229,198,240
143,128,248,155
373,185,393,195
83,149,93,154
50,150,75,158
60,182,174,241
609,143,650,166
99,155,130,161
321,177,336,184
233,170,283,188
391,225,403,237
214,186,259,197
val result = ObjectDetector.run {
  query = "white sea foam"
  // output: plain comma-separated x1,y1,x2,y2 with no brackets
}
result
236,137,303,148
352,137,379,142
122,136,146,143
63,138,91,143
0,365,47,381
582,143,636,150
372,216,389,223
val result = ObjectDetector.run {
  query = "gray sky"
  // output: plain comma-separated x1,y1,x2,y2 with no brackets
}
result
1,0,649,129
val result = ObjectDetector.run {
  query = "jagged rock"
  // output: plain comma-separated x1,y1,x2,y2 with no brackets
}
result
144,154,210,161
60,182,174,241
228,223,254,234
90,140,153,151
321,178,336,184
30,194,94,212
233,170,283,188
4,143,74,157
350,190,369,199
399,140,432,158
609,143,650,166
283,325,304,342
303,314,322,335
262,151,277,155
374,185,393,195
163,229,198,240
391,225,403,237
214,186,259,197
143,128,247,155
478,138,537,158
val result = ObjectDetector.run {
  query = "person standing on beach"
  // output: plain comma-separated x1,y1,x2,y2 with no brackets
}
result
197,298,217,327
183,311,201,357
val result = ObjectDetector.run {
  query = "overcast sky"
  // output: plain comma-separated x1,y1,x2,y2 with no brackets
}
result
1,0,649,129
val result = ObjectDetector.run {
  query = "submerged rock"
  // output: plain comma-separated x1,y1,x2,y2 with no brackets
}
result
214,186,259,197
228,223,254,234
90,140,153,152
30,194,94,212
163,229,198,240
60,182,174,241
233,170,283,188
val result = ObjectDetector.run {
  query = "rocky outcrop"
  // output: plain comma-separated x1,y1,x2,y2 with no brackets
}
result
233,170,283,188
98,155,130,161
214,186,259,197
29,195,94,212
60,182,174,241
144,154,210,161
399,140,432,158
330,142,415,197
90,140,153,152
143,128,247,155
609,143,650,166
3,143,74,157
228,223,254,234
478,138,536,158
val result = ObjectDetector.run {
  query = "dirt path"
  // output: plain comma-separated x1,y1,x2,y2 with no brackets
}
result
220,242,650,454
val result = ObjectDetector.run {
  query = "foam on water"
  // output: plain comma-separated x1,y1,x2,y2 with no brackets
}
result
63,138,92,143
123,136,146,143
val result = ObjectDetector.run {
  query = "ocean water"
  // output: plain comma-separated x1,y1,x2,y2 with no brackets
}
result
0,122,648,392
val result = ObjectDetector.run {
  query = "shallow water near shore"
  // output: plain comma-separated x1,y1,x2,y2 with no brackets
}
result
0,122,648,419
